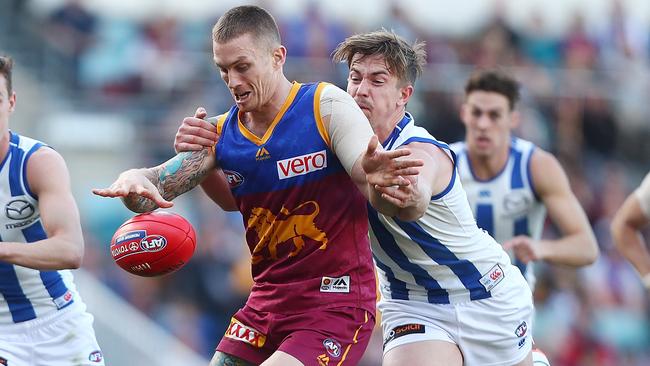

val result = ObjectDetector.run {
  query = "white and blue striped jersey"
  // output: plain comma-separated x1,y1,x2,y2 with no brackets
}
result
0,131,83,325
369,113,518,304
450,138,546,288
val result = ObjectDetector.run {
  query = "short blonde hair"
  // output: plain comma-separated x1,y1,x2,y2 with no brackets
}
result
332,30,426,86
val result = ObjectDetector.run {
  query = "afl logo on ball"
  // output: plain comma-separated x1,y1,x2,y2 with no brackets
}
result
140,235,167,252
5,199,34,220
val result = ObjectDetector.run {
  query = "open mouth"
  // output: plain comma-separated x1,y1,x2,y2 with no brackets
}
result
234,91,251,103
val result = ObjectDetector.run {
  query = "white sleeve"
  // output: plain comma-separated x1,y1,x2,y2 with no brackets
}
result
634,171,650,218
319,84,374,174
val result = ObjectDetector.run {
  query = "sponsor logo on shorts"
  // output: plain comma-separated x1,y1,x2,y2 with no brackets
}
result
515,321,528,338
320,276,350,293
277,150,327,180
224,170,244,188
323,338,342,358
52,290,74,310
479,264,504,292
383,323,425,348
0,356,7,365
518,337,527,349
224,317,267,348
88,350,103,363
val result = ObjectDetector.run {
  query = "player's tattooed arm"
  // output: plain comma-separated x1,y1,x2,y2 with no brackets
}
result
209,352,256,366
121,149,215,212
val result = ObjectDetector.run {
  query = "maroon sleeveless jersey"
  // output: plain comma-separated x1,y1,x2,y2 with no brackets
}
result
214,82,376,315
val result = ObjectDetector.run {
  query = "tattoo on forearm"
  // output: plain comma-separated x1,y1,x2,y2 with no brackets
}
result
156,150,213,200
121,150,214,213
209,352,255,366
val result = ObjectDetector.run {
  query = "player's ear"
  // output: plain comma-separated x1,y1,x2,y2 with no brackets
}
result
8,92,16,113
459,103,469,124
398,84,413,107
510,110,521,129
272,45,287,67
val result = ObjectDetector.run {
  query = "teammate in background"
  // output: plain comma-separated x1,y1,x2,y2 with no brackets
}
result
176,30,536,366
611,171,650,291
93,6,422,366
0,56,104,365
450,70,598,283
450,70,599,365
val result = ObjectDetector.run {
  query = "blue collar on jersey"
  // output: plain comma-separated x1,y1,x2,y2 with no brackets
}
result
382,112,413,149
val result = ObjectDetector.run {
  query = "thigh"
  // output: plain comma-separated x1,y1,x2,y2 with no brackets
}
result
210,351,257,366
260,351,303,366
0,337,30,366
378,299,457,356
457,281,534,366
35,313,104,366
277,307,375,366
383,340,462,366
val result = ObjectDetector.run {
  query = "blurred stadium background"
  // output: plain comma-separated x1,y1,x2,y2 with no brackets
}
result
2,0,650,364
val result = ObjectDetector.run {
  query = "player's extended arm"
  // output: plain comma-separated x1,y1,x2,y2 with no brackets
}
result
93,149,216,213
0,148,83,270
320,85,421,215
174,108,238,211
523,150,598,266
611,187,650,288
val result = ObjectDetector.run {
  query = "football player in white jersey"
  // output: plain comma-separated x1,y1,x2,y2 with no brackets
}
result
450,70,599,365
174,31,536,366
335,31,536,366
0,56,103,365
611,171,650,290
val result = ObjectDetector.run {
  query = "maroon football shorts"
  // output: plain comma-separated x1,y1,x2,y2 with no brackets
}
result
216,304,375,365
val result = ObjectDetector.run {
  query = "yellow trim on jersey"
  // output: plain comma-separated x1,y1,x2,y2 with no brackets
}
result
209,112,229,154
215,112,229,135
314,82,332,148
237,82,302,146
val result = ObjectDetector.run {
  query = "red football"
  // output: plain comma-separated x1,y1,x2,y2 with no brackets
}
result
110,211,196,277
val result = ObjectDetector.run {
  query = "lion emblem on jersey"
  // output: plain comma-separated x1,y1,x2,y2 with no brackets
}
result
248,201,328,264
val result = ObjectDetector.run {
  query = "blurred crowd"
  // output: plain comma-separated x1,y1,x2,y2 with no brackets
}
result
3,0,650,365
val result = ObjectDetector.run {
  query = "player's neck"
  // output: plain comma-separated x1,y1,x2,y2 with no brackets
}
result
241,78,293,135
469,147,510,180
374,109,406,143
0,130,9,163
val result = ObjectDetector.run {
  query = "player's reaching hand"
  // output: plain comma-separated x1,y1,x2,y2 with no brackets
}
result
92,169,173,212
503,235,542,264
362,135,423,188
372,175,422,209
174,107,219,153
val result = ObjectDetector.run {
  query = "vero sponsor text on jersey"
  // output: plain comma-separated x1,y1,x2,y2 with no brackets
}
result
277,150,327,180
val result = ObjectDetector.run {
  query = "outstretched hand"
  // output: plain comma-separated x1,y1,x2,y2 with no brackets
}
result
362,135,423,188
174,107,219,153
91,170,173,209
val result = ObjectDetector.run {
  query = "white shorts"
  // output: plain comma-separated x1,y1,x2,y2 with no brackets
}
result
0,305,104,366
379,271,533,366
